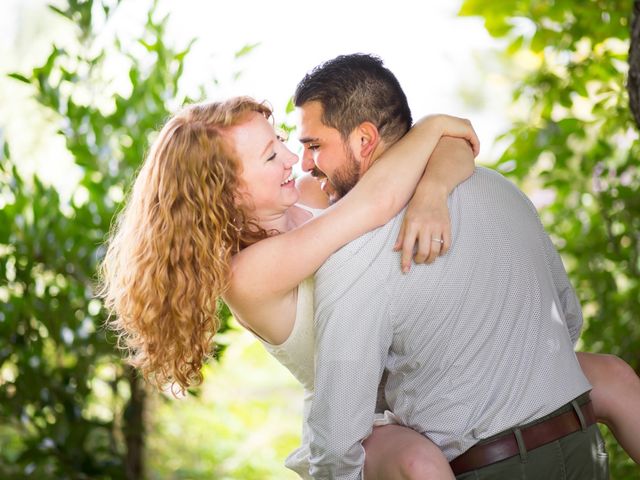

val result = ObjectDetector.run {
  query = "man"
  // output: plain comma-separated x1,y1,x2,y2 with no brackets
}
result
294,54,607,479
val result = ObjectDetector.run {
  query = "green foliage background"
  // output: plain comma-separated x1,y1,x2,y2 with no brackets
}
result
0,0,302,477
461,1,639,477
0,0,638,478
1,1,223,478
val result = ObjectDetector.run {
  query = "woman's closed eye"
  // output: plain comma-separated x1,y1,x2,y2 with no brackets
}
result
307,143,320,151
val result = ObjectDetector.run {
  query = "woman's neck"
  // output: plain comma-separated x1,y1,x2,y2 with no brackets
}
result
258,205,311,235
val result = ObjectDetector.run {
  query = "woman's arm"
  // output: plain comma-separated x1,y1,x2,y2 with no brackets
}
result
298,138,476,271
227,115,478,303
395,137,475,272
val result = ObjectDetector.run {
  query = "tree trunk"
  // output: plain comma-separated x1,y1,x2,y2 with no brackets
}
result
124,366,146,480
629,0,640,129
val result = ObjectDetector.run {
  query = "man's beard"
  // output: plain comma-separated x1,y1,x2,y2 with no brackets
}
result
329,145,360,204
309,145,360,205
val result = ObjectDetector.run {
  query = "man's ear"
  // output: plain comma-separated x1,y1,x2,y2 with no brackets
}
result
353,121,380,159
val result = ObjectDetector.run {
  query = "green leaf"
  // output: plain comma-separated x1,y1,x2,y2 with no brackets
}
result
234,42,261,59
507,35,525,55
47,5,67,19
285,96,295,114
7,72,30,84
573,79,588,97
2,139,9,160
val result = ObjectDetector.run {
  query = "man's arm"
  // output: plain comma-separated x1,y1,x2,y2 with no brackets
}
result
519,188,584,344
542,232,583,344
309,248,393,479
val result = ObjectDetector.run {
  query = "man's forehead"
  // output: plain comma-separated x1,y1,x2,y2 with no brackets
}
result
297,100,324,120
295,103,320,135
295,101,335,143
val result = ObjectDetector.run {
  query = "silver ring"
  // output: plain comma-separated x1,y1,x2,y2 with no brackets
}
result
432,237,444,244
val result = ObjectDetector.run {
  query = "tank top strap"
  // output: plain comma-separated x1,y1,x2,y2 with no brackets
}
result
295,203,324,218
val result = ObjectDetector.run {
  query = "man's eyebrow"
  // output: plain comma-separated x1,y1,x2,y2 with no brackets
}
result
298,136,319,144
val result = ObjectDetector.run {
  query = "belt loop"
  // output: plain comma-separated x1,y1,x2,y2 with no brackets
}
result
571,400,587,431
513,428,528,463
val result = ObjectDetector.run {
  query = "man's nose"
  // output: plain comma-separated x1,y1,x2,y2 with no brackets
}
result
301,150,315,172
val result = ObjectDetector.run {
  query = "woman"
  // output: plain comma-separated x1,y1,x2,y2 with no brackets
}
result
100,97,639,478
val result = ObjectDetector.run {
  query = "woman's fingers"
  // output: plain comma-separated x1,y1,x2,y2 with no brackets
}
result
441,227,452,256
394,222,407,252
424,231,442,264
400,223,419,273
397,207,452,271
413,230,433,265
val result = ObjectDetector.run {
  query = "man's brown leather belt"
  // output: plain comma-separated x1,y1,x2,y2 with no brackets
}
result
449,400,596,475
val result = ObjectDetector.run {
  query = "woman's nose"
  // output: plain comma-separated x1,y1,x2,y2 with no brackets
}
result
284,147,299,167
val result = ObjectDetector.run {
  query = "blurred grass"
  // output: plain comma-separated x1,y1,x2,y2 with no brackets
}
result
147,322,303,479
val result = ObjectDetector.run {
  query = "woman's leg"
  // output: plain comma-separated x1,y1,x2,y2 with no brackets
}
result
362,424,454,480
577,351,640,463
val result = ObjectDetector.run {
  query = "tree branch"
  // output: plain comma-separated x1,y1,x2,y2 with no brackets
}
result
628,1,640,129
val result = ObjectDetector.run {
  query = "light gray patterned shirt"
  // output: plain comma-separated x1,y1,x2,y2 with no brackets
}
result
308,167,591,479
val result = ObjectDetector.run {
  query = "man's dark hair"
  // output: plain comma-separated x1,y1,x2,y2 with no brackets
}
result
294,53,412,144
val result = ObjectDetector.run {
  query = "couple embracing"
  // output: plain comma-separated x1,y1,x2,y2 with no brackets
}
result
101,53,639,479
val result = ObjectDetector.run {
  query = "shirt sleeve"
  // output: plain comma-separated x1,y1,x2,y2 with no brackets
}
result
542,232,583,345
516,187,584,346
308,250,393,479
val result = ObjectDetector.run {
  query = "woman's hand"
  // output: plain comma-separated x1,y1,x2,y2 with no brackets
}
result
392,115,479,273
394,185,451,272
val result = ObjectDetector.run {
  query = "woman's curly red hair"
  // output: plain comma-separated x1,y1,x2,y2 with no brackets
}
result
99,97,272,394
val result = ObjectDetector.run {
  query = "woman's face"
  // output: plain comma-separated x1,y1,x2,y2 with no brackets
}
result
229,112,300,218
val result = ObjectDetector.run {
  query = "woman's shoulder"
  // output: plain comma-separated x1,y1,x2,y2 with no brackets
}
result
295,203,324,218
296,174,329,209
